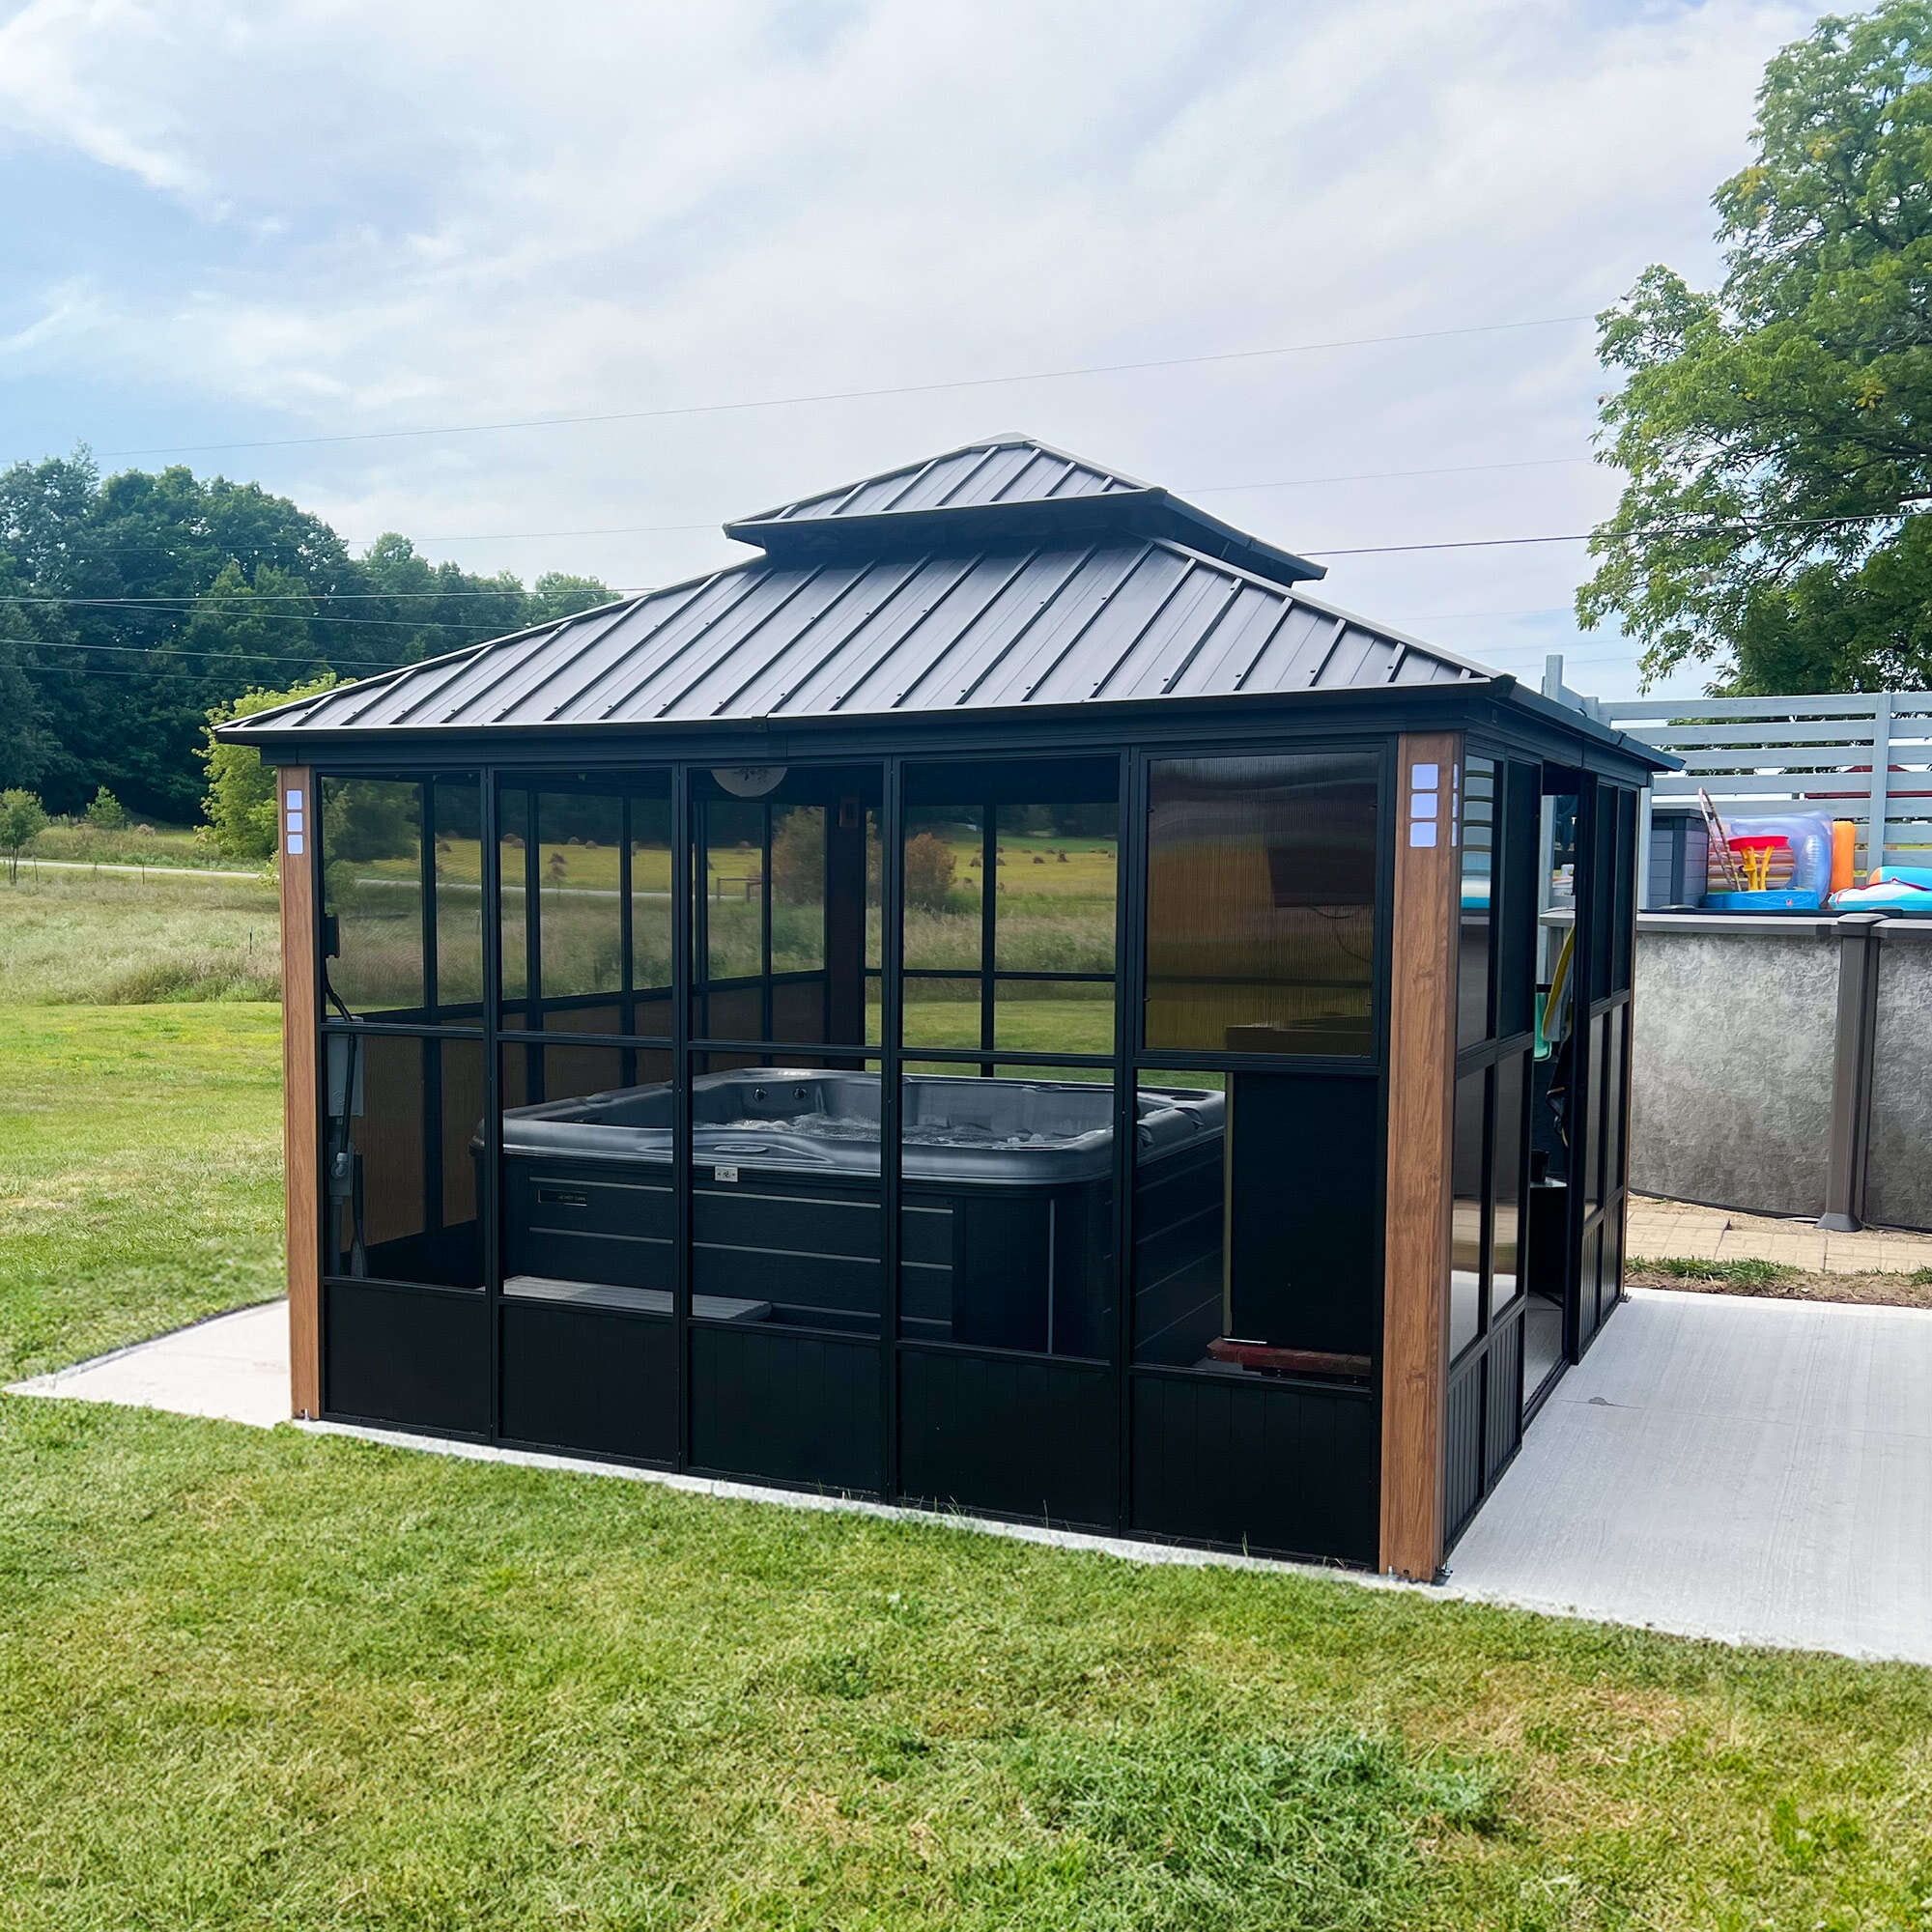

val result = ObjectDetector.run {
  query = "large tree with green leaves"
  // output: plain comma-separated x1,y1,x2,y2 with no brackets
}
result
1577,1,1932,693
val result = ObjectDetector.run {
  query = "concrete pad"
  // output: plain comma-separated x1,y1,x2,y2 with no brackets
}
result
13,1288,1931,1664
1446,1288,1932,1663
8,1300,289,1429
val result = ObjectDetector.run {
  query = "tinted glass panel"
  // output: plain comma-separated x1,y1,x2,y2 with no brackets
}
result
1604,1003,1627,1204
1450,1068,1486,1357
1458,756,1496,1049
321,778,423,1016
1612,789,1636,991
630,794,673,1000
1494,763,1539,1039
903,808,982,970
770,805,827,974
1132,1070,1376,1378
995,980,1112,1056
1585,1013,1607,1214
324,1033,483,1289
1146,753,1378,1055
498,786,530,1008
996,801,1117,977
699,799,765,983
1492,1053,1525,1312
499,1041,674,1314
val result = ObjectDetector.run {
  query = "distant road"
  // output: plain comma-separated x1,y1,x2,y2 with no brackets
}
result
21,858,265,882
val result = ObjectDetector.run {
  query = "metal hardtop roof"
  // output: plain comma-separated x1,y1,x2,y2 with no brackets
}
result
218,434,1672,772
724,433,1326,588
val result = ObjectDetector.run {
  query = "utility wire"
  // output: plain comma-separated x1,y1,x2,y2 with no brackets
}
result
2,506,1911,612
95,314,1598,459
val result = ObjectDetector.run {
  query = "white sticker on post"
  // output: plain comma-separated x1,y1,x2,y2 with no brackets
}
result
285,809,303,833
1407,822,1437,848
284,788,303,811
1410,763,1439,790
286,832,305,855
1410,792,1438,820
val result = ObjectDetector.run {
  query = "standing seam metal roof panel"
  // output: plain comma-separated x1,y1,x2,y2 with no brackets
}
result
224,434,1515,741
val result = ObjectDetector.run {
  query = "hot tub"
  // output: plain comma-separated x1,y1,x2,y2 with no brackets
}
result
496,1068,1223,1353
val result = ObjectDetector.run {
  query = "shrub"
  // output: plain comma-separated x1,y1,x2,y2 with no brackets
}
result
201,674,340,859
83,785,128,830
903,830,955,913
0,787,48,881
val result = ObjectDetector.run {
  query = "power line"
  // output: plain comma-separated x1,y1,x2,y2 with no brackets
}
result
5,452,1603,562
24,638,405,669
3,505,1909,613
94,314,1599,460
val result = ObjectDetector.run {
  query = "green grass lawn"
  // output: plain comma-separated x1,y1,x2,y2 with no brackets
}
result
3,903,1932,1924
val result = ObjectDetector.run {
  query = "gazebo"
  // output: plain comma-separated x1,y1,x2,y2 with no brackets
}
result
226,434,1663,1578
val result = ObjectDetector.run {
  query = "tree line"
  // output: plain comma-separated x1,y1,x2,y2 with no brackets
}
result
0,450,613,821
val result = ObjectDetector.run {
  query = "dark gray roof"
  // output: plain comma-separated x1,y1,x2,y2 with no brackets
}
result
732,434,1139,527
724,433,1325,587
231,542,1482,740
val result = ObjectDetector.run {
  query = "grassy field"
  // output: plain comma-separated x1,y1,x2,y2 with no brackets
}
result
0,868,281,1004
3,879,1932,1926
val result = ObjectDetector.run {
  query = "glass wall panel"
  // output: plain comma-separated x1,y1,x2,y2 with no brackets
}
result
995,800,1117,976
498,786,531,1009
321,778,424,1016
1131,1069,1376,1378
902,976,983,1050
995,980,1113,1056
1585,1014,1607,1214
534,787,623,1007
498,1042,674,1312
430,779,484,1014
1492,1053,1526,1312
1458,755,1496,1049
631,795,673,1000
1494,763,1540,1039
903,806,982,971
1603,1004,1627,1204
323,1033,483,1288
898,1062,1120,1359
1145,753,1378,1055
688,1051,883,1336
701,800,766,982
770,804,828,974
1450,1068,1486,1358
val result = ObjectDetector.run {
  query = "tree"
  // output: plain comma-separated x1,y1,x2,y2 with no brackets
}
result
0,787,47,882
200,675,340,860
1577,1,1932,693
526,571,616,626
83,784,127,829
903,830,956,913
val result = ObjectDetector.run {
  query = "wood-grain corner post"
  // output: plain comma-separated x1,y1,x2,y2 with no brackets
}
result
1379,731,1462,1580
277,764,322,1419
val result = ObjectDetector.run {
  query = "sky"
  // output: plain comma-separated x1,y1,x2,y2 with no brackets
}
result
0,0,1817,700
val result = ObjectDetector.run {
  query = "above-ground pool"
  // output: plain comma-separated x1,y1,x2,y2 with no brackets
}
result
496,1068,1224,1355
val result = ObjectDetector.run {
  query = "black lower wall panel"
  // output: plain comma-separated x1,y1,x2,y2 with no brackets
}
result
324,1279,490,1435
1483,1312,1524,1490
1128,1373,1376,1563
689,1324,883,1493
499,1301,676,1463
898,1350,1116,1528
1443,1353,1484,1545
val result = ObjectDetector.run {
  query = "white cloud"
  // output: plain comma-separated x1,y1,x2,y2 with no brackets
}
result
0,0,1814,695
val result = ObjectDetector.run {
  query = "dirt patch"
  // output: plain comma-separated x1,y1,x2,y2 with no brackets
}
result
1627,1266,1932,1310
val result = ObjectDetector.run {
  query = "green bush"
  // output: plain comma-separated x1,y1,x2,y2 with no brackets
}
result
200,675,339,860
82,785,128,831
0,787,48,882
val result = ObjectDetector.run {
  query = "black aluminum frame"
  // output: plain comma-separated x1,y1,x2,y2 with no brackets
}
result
303,696,1654,1565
